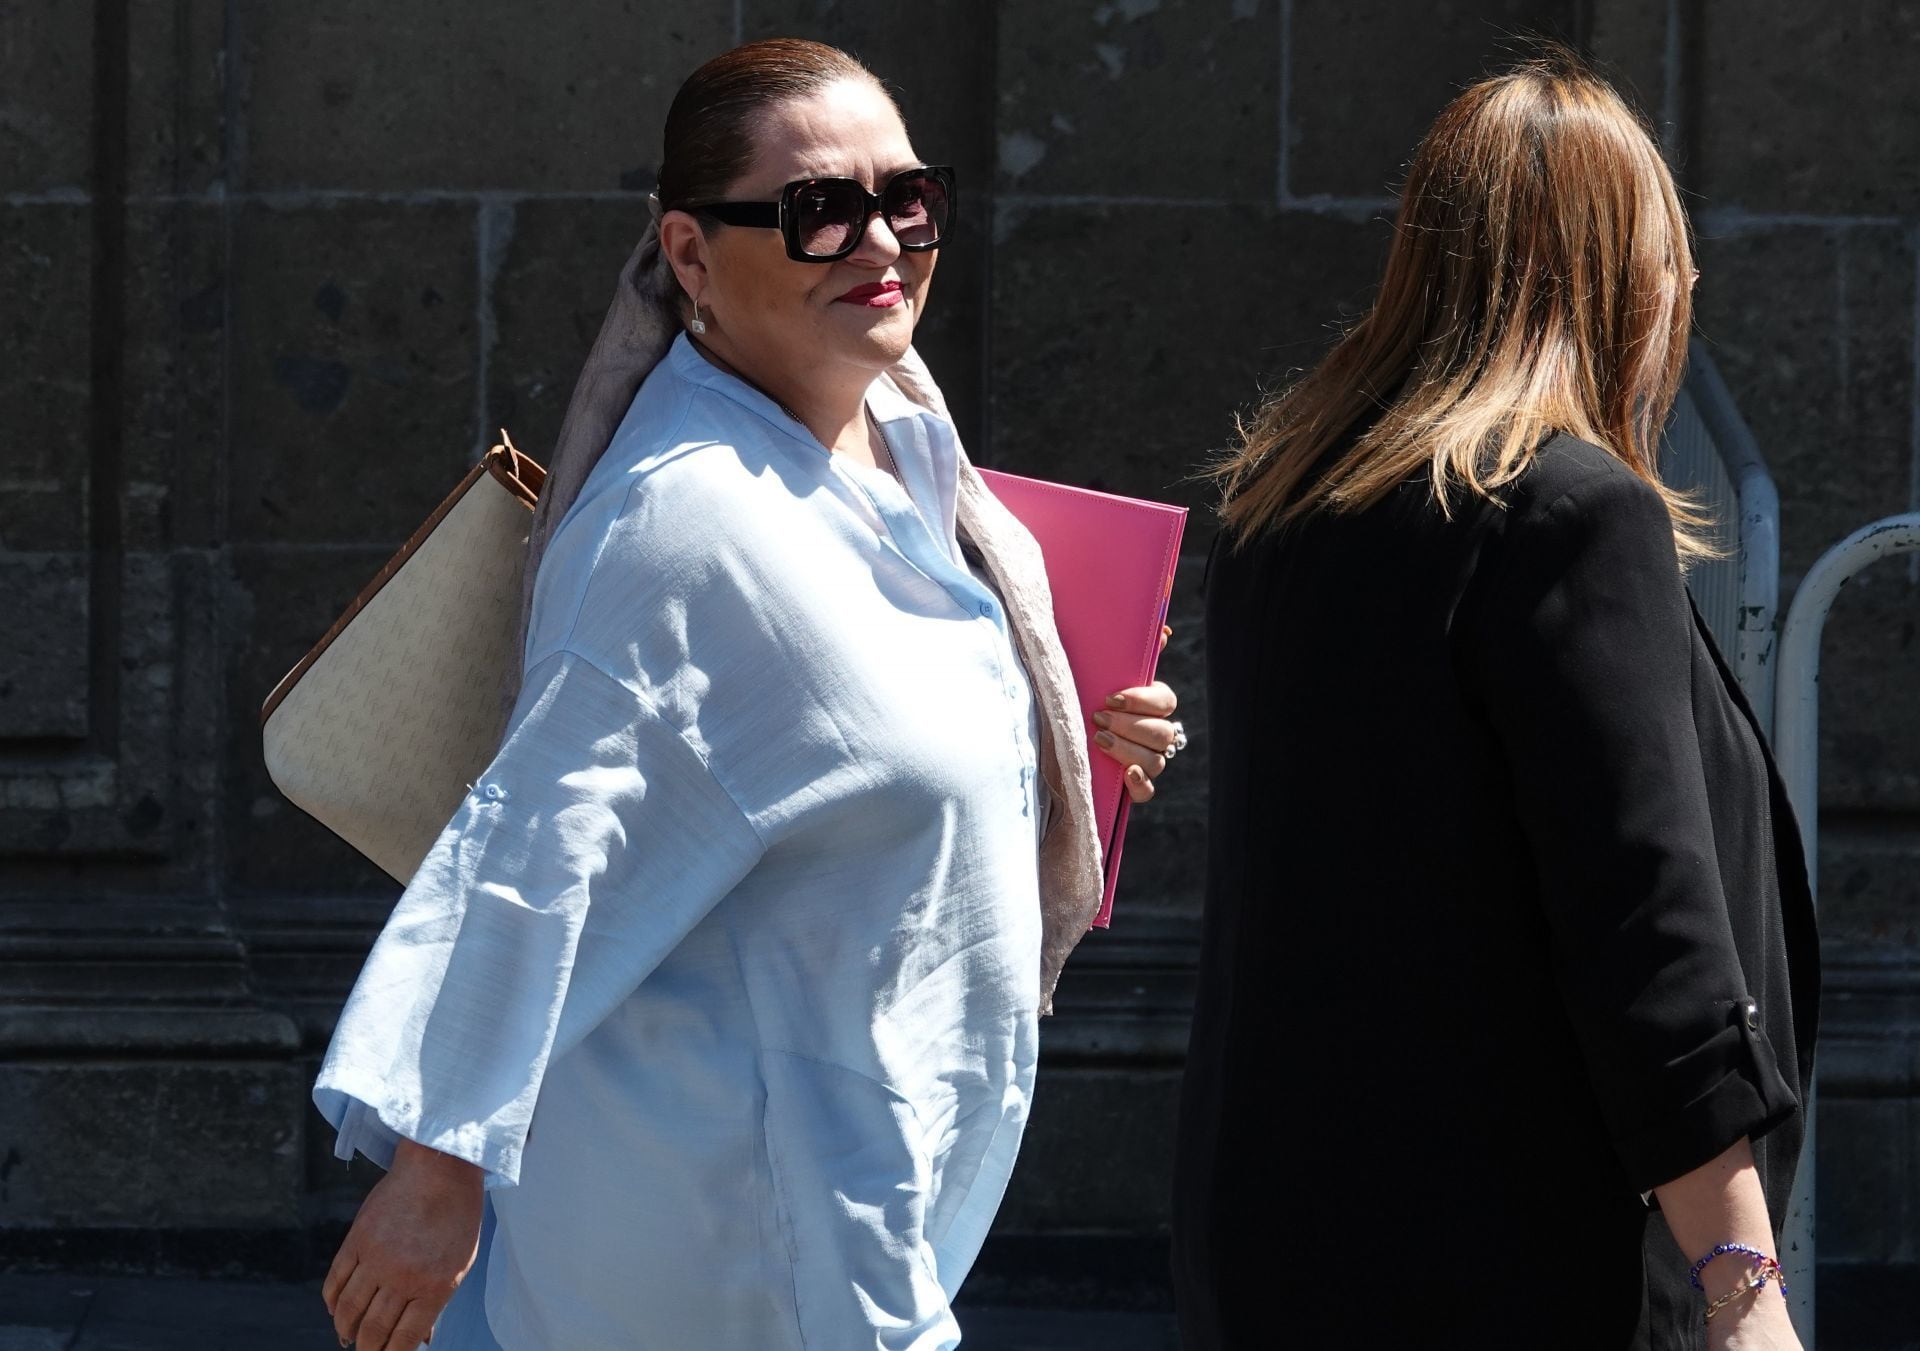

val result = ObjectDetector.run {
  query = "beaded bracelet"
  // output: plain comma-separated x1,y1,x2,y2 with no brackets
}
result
1688,1242,1788,1295
1704,1257,1785,1322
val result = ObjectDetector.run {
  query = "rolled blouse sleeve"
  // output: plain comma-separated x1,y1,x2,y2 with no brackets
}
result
313,648,766,1189
1462,464,1797,1193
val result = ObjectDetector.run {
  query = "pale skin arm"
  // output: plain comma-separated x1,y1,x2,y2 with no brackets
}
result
1098,627,1181,804
323,1139,483,1350
1652,1137,1803,1350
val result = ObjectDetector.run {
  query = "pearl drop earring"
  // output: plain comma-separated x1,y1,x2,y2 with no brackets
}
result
690,298,708,335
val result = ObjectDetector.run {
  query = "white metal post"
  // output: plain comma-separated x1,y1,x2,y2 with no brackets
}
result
1771,513,1920,1347
1673,343,1783,725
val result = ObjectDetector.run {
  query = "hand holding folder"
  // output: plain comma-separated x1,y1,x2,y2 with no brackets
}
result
978,470,1187,927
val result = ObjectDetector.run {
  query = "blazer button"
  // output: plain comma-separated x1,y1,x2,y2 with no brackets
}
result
1744,1002,1760,1032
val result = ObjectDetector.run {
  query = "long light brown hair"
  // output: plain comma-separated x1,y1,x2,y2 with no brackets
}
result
1212,51,1711,558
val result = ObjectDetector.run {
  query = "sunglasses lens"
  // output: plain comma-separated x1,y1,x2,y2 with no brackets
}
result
784,170,953,260
885,171,950,248
792,181,866,258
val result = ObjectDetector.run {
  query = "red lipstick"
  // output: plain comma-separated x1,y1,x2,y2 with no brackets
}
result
835,280,904,307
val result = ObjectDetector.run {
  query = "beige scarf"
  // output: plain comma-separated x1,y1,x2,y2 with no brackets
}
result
513,200,1104,1012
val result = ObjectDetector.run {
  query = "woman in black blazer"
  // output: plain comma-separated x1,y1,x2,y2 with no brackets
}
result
1173,54,1816,1350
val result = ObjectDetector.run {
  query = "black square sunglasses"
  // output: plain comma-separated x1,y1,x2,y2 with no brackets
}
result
685,165,956,263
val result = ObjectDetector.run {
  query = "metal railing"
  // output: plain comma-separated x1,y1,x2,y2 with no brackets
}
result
1663,342,1783,725
1669,339,1920,1345
1772,513,1920,1345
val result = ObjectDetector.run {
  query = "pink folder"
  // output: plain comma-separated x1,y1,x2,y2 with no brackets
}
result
978,469,1188,927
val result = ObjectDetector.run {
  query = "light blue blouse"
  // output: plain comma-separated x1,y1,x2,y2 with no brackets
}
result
314,335,1046,1350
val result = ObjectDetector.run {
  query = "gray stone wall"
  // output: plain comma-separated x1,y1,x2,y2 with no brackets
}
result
2,0,1915,1308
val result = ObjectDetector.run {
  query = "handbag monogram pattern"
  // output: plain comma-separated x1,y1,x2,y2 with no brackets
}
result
260,440,546,883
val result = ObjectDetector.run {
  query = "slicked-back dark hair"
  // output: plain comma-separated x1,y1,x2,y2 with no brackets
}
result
657,38,891,212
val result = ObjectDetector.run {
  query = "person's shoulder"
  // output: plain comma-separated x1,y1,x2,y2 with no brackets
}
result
538,394,779,596
526,424,779,663
1482,433,1682,590
1507,433,1650,508
575,386,787,534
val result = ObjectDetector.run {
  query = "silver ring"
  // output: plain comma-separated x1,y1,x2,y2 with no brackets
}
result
1168,720,1188,758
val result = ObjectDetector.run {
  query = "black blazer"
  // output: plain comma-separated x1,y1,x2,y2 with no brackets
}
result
1172,435,1818,1348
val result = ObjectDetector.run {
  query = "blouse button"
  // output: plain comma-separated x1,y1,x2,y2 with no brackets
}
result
483,784,506,801
978,600,994,618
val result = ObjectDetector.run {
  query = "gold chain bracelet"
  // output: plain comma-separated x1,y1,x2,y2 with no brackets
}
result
1704,1259,1783,1322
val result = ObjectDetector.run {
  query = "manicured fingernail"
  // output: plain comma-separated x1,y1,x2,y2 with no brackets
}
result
1091,710,1111,729
1127,765,1144,783
1107,693,1126,709
1095,730,1116,749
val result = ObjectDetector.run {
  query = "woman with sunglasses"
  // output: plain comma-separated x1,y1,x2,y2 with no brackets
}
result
1174,55,1814,1349
309,38,1180,1351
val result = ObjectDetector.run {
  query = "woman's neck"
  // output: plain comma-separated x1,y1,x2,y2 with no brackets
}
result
689,333,874,457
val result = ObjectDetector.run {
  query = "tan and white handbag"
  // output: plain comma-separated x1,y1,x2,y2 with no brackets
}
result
260,438,546,884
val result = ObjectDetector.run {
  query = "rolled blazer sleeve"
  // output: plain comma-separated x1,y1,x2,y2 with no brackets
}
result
1463,464,1797,1193
313,648,767,1189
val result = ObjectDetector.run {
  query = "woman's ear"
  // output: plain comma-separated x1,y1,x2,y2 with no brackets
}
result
658,210,711,307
